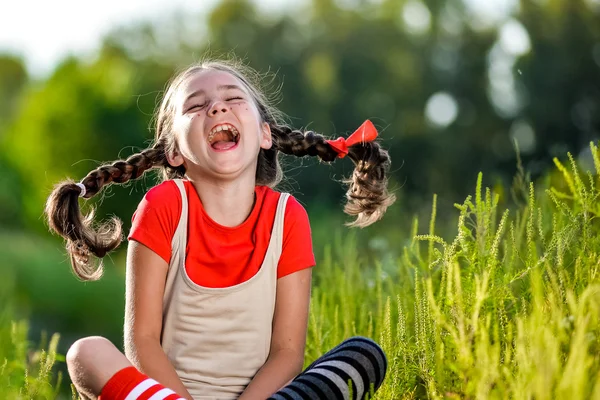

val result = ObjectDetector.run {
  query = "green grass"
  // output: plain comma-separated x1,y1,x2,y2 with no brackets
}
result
307,143,600,399
2,143,600,399
0,290,65,399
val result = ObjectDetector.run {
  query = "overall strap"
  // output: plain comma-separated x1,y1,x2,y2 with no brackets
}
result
272,193,290,258
171,179,189,264
162,179,188,313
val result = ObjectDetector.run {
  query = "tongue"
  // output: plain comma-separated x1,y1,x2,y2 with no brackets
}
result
212,141,236,150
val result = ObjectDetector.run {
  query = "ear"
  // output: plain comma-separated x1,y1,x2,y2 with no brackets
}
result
259,122,272,150
166,148,185,167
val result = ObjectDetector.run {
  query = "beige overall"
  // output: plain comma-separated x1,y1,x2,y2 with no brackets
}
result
160,179,289,399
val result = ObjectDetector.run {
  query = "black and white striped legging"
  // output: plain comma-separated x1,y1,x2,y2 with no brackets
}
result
268,337,387,400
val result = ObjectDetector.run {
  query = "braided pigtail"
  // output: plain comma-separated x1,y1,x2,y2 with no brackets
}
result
270,124,339,161
270,123,395,227
344,141,396,227
45,144,169,281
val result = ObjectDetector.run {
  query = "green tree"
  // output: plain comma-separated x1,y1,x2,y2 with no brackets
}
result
2,46,172,230
3,0,599,232
0,55,28,228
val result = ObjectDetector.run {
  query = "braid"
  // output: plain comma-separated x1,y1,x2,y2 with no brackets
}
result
45,144,168,281
345,142,396,227
78,148,167,197
271,124,338,162
270,124,395,227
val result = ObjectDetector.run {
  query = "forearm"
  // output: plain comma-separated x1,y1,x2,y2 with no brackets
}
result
126,337,193,400
239,349,304,400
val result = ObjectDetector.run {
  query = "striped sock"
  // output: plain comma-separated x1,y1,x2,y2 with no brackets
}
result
99,366,186,400
269,336,387,400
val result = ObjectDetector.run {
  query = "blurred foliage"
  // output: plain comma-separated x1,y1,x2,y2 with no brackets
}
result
0,0,599,396
0,272,64,399
1,0,598,232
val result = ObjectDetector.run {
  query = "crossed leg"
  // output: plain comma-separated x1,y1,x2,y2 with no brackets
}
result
67,336,387,400
66,336,186,400
67,336,132,399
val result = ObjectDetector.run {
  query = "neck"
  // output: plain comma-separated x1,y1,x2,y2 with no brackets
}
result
189,175,257,227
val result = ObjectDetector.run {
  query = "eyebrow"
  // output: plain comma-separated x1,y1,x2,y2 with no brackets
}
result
184,84,245,103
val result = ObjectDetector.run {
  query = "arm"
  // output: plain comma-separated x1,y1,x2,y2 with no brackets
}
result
124,240,194,400
239,267,313,400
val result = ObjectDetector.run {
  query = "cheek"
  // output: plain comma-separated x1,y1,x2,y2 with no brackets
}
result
187,113,204,131
229,103,248,111
175,117,200,148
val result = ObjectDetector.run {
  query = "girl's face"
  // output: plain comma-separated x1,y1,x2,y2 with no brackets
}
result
168,69,272,182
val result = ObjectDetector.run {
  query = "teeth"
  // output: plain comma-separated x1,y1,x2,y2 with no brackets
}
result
208,124,239,143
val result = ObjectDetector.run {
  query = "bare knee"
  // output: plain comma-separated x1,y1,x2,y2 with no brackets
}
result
67,336,131,397
67,336,108,364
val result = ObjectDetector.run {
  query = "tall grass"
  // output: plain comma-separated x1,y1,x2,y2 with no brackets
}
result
306,143,600,399
2,144,600,399
0,275,64,399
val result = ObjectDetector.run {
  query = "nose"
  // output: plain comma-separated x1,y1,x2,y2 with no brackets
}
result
208,100,229,116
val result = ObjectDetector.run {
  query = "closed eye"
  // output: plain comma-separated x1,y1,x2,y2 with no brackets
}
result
186,96,243,113
187,103,208,112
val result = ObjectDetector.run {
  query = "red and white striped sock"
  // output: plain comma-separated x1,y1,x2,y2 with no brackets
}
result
99,366,186,400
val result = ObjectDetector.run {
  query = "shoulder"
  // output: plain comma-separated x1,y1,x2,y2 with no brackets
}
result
143,180,180,205
129,180,181,263
273,190,316,277
138,180,187,215
257,187,309,222
131,180,181,226
284,195,308,222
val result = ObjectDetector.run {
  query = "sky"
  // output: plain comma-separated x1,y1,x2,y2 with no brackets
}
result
0,0,207,76
1,0,513,78
0,0,296,77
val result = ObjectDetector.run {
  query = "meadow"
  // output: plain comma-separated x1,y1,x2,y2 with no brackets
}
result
2,144,600,399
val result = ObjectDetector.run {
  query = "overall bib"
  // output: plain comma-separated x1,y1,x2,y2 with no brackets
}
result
160,179,289,399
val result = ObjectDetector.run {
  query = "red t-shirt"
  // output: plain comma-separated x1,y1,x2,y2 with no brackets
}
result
127,180,315,288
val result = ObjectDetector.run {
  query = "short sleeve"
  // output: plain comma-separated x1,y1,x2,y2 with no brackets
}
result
277,196,316,279
127,181,181,264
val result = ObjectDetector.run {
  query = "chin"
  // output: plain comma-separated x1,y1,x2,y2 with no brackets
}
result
208,164,249,179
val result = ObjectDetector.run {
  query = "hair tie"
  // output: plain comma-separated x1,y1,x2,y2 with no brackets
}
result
326,120,378,158
75,183,87,198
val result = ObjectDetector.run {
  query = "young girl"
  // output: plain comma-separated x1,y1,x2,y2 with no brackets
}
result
46,59,395,400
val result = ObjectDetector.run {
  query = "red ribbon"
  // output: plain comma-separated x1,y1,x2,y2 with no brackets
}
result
326,120,378,158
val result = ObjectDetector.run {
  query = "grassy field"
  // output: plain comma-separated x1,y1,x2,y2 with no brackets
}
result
2,144,600,399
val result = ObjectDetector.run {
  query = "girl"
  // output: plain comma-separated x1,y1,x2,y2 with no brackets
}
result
46,59,395,400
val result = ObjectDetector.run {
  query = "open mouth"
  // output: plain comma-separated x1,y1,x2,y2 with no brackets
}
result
207,123,240,151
